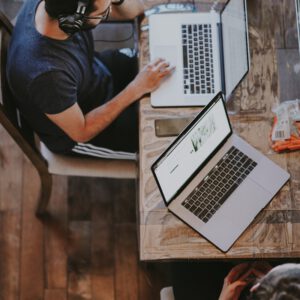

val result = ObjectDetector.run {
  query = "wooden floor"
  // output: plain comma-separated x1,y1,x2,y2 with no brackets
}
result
0,126,171,300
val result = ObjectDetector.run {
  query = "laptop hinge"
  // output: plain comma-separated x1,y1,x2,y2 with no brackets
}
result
217,22,226,96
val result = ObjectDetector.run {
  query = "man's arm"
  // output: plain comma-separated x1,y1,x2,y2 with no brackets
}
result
46,58,174,143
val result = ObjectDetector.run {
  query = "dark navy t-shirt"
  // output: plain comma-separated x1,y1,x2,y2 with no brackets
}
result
6,0,113,153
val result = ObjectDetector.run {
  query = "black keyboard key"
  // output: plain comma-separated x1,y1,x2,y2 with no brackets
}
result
183,46,188,68
218,183,238,205
182,146,257,223
195,207,202,216
204,198,210,205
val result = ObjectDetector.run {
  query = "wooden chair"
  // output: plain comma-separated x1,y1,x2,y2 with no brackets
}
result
0,11,137,216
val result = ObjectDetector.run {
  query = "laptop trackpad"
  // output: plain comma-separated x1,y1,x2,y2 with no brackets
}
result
152,45,178,70
203,180,270,251
151,45,179,101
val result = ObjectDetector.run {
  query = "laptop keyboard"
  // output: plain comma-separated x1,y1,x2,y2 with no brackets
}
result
182,146,257,223
181,24,215,95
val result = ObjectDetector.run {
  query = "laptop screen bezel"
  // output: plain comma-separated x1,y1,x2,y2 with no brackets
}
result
151,92,233,206
220,0,250,99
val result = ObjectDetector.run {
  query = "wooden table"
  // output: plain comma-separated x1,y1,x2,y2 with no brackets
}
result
138,0,300,261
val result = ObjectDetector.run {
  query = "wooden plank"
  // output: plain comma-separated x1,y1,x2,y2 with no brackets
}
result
68,177,92,221
237,48,280,115
89,178,114,225
91,225,115,300
20,157,44,300
91,179,115,300
0,127,22,300
231,116,272,153
114,224,138,300
277,49,300,102
0,125,23,212
247,0,284,50
91,274,114,300
68,221,92,300
44,289,66,300
287,152,300,209
0,211,20,300
251,211,293,257
45,175,68,289
113,179,136,224
283,0,298,49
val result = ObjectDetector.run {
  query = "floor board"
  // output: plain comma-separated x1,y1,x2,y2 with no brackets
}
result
0,125,170,299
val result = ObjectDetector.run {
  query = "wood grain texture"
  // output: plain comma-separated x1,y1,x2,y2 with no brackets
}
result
91,179,115,300
0,126,22,300
0,211,20,300
68,178,92,221
277,49,300,102
114,224,139,300
283,0,298,49
44,290,66,300
20,158,44,300
0,124,23,212
138,0,300,260
68,221,92,300
45,176,68,289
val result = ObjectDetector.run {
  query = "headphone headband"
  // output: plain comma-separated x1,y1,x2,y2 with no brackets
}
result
58,0,90,35
57,0,126,35
76,0,89,14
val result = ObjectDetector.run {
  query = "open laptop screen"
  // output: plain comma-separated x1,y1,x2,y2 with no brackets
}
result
221,0,249,97
152,94,231,203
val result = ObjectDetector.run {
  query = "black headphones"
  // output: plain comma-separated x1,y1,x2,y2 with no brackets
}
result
58,0,90,35
57,0,126,35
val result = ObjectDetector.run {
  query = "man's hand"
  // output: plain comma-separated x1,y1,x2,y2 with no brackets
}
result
46,58,175,143
218,262,272,300
129,58,175,98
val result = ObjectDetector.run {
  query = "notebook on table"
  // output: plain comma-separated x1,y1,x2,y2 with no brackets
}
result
149,0,250,107
151,92,290,252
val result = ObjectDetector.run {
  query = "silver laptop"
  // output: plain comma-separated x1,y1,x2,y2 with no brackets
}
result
149,0,250,107
151,93,290,252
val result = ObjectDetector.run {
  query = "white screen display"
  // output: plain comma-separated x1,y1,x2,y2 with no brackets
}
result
153,97,231,203
222,0,249,97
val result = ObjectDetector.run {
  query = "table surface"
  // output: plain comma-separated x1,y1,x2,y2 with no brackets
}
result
138,0,300,261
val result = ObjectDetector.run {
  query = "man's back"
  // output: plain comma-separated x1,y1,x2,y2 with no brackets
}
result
7,0,113,153
7,0,173,158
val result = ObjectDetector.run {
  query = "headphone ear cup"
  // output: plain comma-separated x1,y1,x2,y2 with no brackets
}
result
58,14,84,35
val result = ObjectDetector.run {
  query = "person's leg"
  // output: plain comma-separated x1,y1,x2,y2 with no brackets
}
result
172,262,232,300
95,48,138,96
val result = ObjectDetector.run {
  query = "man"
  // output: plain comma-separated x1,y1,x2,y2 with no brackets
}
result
7,0,174,159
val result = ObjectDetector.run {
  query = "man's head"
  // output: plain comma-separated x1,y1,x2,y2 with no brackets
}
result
249,264,300,300
44,0,80,19
44,0,111,35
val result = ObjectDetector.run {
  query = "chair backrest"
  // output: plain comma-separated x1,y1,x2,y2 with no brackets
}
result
0,11,49,173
